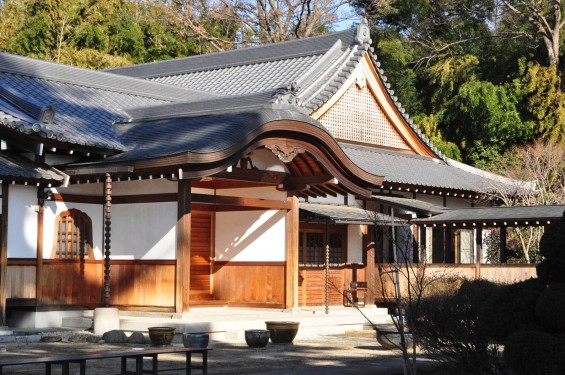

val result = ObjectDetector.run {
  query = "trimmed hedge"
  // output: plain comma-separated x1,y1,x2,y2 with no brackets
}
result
504,330,565,375
535,282,565,332
479,278,545,343
537,214,565,285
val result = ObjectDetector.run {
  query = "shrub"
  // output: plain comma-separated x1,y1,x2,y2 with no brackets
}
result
535,282,565,332
537,213,565,285
504,330,565,375
414,279,501,373
479,278,545,343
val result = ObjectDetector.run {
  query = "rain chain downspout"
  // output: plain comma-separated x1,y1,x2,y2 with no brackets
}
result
325,218,330,315
103,173,112,307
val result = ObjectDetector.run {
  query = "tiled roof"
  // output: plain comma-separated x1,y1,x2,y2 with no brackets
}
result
103,106,323,163
371,195,445,215
412,205,565,225
107,28,358,78
107,22,445,161
342,143,506,193
0,52,215,151
299,202,405,224
0,152,64,183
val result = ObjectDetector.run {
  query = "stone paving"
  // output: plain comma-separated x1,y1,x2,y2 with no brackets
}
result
0,330,436,374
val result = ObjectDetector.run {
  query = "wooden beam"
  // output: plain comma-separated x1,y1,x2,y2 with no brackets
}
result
192,194,292,210
0,182,8,325
176,180,192,313
211,168,287,184
285,196,299,309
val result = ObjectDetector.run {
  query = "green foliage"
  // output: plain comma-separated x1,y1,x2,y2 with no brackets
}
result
535,283,565,332
414,279,501,373
519,62,565,143
504,330,565,375
442,78,531,167
416,114,461,160
479,278,545,343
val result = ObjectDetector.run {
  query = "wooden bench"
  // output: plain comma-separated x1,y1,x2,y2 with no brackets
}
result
0,346,211,375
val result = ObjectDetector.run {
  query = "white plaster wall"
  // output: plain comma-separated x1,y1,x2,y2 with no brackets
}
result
111,202,177,260
7,186,38,258
247,149,289,172
215,209,286,262
445,197,474,208
415,194,444,207
306,194,346,205
347,225,363,264
221,186,286,200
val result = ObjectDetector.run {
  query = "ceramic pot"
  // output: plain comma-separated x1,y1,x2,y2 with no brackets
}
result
245,329,270,348
183,333,209,348
376,326,413,350
265,321,299,344
148,327,175,346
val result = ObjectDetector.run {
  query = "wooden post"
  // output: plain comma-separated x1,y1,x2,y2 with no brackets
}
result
475,227,482,279
103,174,112,307
284,196,298,309
176,180,192,314
500,226,507,264
0,182,8,325
364,225,376,307
36,191,44,305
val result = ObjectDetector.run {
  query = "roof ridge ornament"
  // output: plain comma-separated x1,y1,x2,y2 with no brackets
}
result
271,82,300,105
355,19,371,45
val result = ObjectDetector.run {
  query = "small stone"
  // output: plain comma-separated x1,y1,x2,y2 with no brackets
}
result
102,330,127,344
41,336,62,343
68,335,88,343
128,332,147,344
86,335,102,343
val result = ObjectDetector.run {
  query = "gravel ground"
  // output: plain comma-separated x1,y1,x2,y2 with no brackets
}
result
0,331,436,374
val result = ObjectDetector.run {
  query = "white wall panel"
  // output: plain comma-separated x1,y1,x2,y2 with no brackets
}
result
215,209,286,261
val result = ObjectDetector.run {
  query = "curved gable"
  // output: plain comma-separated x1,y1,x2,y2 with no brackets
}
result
311,53,437,158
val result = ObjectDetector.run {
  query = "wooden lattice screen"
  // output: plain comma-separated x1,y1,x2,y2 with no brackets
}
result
53,209,93,259
318,82,410,150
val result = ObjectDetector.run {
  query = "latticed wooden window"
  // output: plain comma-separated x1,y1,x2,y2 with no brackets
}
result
53,209,93,259
299,230,344,267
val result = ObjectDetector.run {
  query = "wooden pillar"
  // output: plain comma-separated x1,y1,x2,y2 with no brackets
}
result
475,227,482,279
103,174,112,307
0,182,8,325
176,180,192,314
364,225,376,307
36,191,44,305
499,226,507,264
284,196,298,310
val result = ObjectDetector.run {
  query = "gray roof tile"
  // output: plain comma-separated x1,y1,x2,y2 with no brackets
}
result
412,205,565,224
0,152,64,182
342,143,505,193
0,52,216,151
98,107,324,163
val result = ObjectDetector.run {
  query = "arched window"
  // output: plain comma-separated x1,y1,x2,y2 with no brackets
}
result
53,209,93,259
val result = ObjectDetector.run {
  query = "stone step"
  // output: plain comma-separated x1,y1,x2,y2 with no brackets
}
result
62,317,93,330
